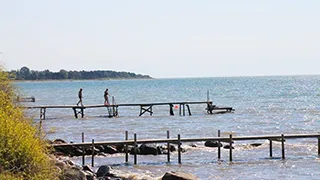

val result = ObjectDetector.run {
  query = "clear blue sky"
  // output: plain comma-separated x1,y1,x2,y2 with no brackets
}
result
0,0,319,78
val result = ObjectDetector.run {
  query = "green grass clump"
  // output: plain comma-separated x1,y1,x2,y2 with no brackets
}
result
0,67,59,179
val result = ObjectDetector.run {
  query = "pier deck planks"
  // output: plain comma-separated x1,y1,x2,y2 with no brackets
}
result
23,100,234,119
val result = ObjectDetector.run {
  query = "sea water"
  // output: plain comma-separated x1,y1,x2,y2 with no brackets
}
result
15,76,320,179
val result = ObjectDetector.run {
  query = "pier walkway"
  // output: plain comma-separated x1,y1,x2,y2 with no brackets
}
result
52,131,320,166
23,101,234,120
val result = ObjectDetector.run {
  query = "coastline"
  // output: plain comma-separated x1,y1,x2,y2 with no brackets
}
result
12,77,154,83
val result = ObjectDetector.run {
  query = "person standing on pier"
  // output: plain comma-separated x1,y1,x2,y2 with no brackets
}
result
77,88,83,106
104,88,109,105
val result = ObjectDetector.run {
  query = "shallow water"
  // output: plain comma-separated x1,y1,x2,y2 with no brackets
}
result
15,76,320,179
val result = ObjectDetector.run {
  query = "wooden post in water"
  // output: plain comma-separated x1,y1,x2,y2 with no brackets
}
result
218,130,221,160
40,107,46,120
179,104,182,116
281,134,286,159
169,104,174,116
229,134,233,162
42,107,45,120
186,105,191,116
82,133,85,166
167,131,170,163
178,134,181,164
112,96,117,116
91,139,95,167
281,134,285,159
150,106,153,116
73,107,85,118
183,104,185,116
134,134,137,165
72,107,78,118
81,107,84,118
318,135,320,156
269,139,273,157
125,131,128,163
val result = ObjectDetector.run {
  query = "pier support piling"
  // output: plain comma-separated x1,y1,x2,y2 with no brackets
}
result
229,134,233,162
167,131,170,163
40,107,46,120
281,134,285,160
186,105,191,116
183,104,185,116
139,105,153,116
179,104,187,116
178,134,181,164
91,139,95,167
134,134,137,164
269,139,273,157
318,135,320,156
125,131,128,163
82,133,85,166
169,104,174,116
218,130,221,160
73,107,85,118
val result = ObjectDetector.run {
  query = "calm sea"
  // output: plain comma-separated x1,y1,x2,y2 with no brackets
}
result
14,76,320,179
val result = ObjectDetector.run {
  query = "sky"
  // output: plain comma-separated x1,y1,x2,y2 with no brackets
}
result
0,1,320,78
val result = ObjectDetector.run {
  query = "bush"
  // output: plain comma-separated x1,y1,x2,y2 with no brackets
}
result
0,67,59,179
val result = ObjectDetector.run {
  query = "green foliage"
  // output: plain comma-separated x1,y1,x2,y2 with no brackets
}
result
0,68,59,179
9,66,152,80
0,172,23,180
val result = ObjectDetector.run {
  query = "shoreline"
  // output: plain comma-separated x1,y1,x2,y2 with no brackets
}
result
12,77,154,83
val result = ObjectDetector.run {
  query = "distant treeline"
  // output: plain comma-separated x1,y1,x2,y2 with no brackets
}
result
8,66,152,80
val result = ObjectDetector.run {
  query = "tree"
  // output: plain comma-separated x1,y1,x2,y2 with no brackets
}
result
19,66,30,80
59,69,68,79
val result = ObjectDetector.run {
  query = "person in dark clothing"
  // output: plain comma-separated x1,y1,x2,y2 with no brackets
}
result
77,88,83,106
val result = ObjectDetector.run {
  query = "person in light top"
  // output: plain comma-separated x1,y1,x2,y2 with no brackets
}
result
104,88,109,105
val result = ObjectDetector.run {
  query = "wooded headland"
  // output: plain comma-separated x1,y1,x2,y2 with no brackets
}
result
7,66,152,80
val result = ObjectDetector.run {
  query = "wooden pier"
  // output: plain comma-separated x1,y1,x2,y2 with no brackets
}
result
17,96,35,102
52,131,320,167
23,101,234,120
